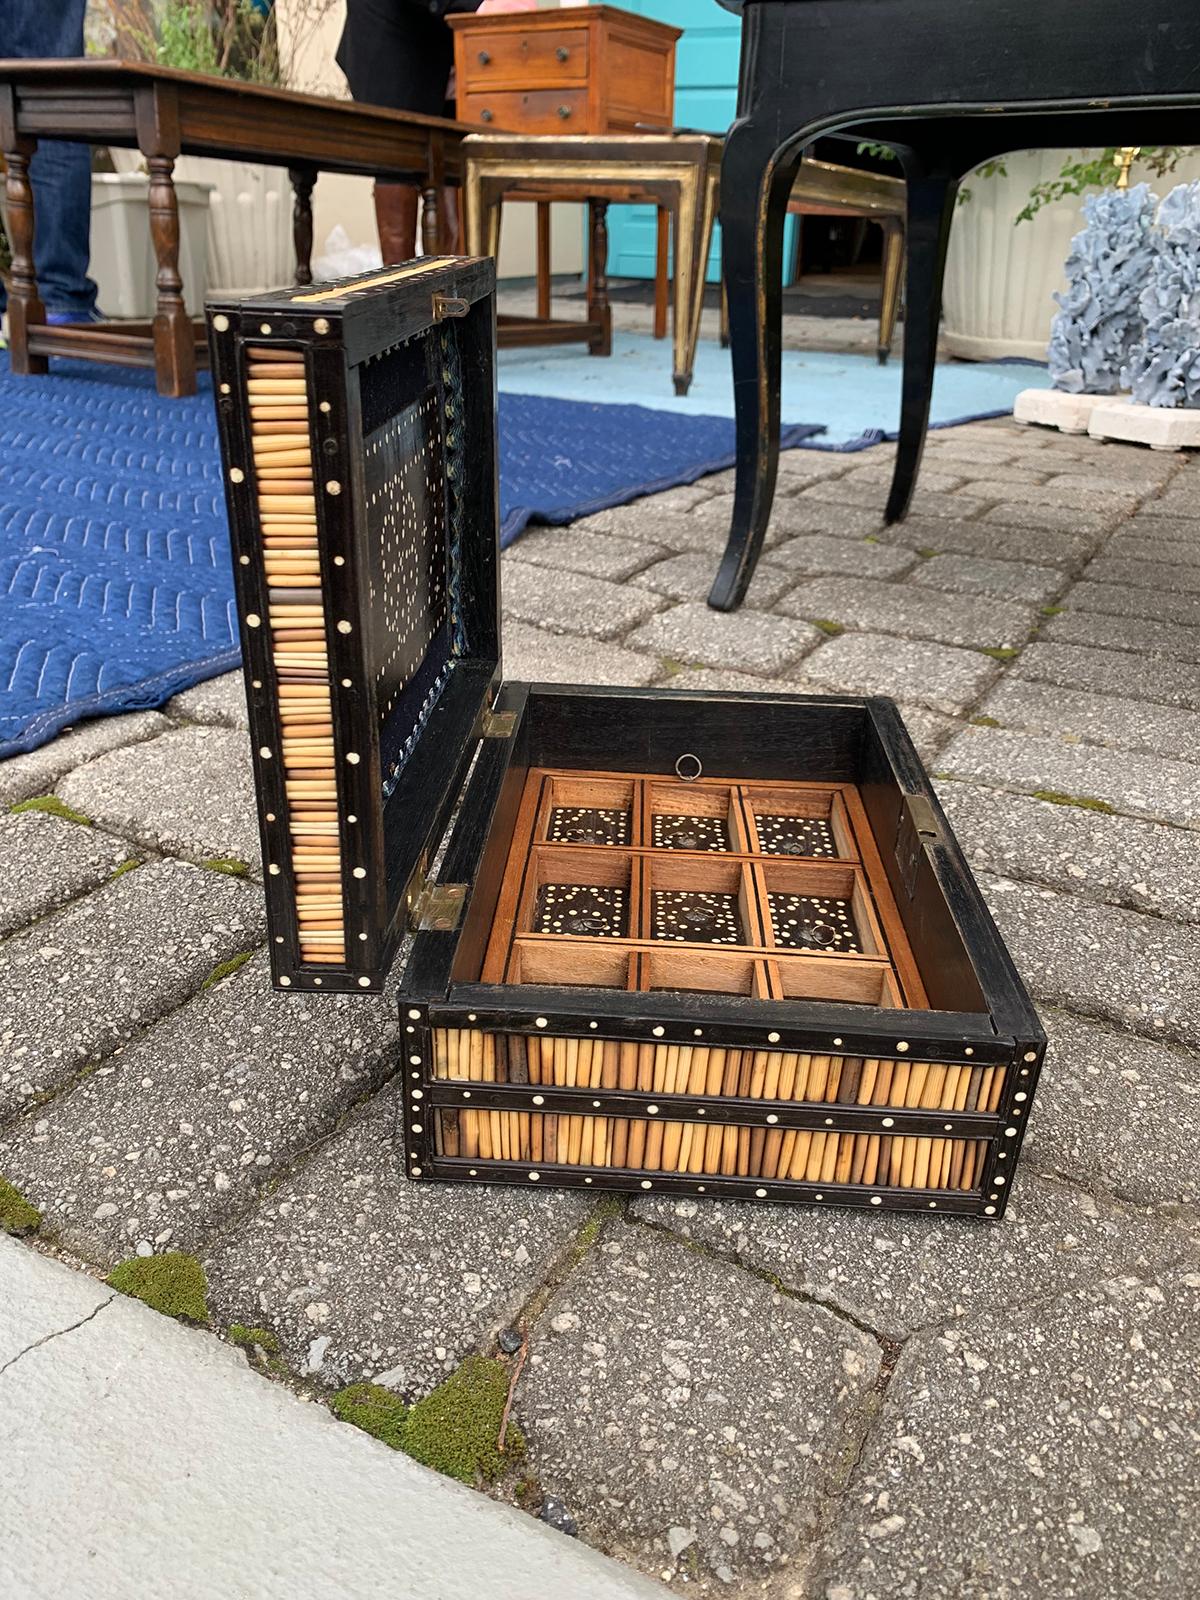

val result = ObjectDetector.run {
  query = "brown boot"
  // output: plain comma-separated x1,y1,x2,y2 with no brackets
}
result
374,181,419,265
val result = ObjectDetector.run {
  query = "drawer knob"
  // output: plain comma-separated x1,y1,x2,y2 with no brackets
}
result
557,103,572,119
555,45,570,62
477,49,490,65
480,108,494,123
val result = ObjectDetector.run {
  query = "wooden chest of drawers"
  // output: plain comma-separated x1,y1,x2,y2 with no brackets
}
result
449,4,679,134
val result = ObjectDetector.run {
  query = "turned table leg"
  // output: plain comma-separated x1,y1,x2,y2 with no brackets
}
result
3,138,48,376
147,153,195,398
587,198,612,358
290,166,316,286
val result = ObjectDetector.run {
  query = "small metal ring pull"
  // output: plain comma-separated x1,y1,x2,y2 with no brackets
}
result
675,752,703,783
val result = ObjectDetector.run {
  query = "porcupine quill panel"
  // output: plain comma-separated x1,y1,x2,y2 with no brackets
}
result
208,259,1044,1217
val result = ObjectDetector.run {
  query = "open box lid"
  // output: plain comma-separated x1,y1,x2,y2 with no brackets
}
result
207,257,502,992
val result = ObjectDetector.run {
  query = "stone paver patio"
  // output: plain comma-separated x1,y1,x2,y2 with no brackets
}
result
3,418,1199,1598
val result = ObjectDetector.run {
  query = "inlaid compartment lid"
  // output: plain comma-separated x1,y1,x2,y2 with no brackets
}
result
208,257,502,990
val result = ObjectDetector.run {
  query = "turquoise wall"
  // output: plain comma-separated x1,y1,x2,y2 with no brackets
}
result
605,0,742,282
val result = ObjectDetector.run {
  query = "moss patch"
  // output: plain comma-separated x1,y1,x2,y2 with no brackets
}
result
976,646,1021,661
10,795,91,826
0,1176,41,1236
202,951,254,991
1031,789,1115,815
201,857,249,877
1040,604,1066,617
109,858,141,880
228,1323,280,1355
811,619,844,637
331,1382,411,1452
332,1356,525,1485
915,547,939,559
969,715,1002,728
106,1251,209,1322
658,657,689,678
402,1356,524,1484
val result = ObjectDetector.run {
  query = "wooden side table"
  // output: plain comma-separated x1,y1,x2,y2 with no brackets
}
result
450,5,680,365
465,132,720,395
0,59,464,397
711,0,1200,612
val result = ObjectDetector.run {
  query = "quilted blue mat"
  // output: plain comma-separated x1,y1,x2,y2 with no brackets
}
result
0,355,821,757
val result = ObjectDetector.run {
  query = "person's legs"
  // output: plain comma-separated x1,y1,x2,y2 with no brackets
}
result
0,0,97,319
374,182,420,264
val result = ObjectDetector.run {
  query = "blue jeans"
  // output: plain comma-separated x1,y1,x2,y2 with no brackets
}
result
0,0,98,317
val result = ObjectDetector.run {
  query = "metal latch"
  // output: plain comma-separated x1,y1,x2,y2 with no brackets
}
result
477,705,517,738
432,293,469,321
895,793,942,900
405,852,467,931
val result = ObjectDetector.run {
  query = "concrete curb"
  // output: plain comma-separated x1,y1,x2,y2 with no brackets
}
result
0,1237,665,1600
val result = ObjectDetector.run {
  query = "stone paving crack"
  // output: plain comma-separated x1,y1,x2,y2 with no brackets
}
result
0,1291,114,1378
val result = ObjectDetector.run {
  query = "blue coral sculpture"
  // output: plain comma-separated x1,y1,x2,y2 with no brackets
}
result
1047,183,1158,394
1122,181,1200,408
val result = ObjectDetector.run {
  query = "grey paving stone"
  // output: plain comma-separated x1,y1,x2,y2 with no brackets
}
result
779,575,1037,651
796,632,997,717
1041,607,1200,666
0,712,171,806
1029,1010,1200,1210
501,561,663,641
911,553,1066,605
58,725,260,869
982,502,1123,538
1138,486,1200,519
625,602,820,677
981,871,1200,1049
770,534,918,581
757,499,889,543
800,484,996,523
882,515,1097,571
521,1223,880,1588
937,725,1200,829
570,503,788,558
0,811,135,937
206,1084,589,1396
962,477,1143,515
840,463,971,496
501,621,657,688
1119,513,1200,544
0,859,262,1123
1063,578,1200,630
656,667,780,695
1046,464,1181,494
632,1170,1190,1343
166,671,249,732
976,675,1200,764
504,527,665,583
631,551,795,607
1105,530,1200,568
1084,553,1200,596
813,1266,1200,1600
889,703,961,764
1015,640,1200,712
0,953,395,1266
774,448,859,485
644,483,715,513
938,781,1200,926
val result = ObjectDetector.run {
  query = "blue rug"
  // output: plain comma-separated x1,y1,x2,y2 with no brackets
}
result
0,354,822,757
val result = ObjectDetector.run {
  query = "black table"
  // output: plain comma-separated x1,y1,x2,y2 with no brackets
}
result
710,0,1200,611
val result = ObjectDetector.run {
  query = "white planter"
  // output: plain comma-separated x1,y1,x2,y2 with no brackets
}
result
88,172,213,319
943,149,1200,362
109,150,294,295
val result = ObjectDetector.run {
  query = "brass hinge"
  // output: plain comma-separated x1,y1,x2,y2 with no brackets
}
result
478,706,517,738
432,293,470,321
409,879,467,932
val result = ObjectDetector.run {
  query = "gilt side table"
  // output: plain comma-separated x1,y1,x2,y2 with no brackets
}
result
710,0,1200,611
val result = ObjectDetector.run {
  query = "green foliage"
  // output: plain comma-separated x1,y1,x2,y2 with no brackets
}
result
228,1323,281,1354
10,795,91,826
0,1176,41,1237
106,1252,209,1323
201,857,249,877
1016,148,1187,223
811,619,844,637
1032,789,1115,815
402,1356,524,1484
202,951,254,990
332,1357,525,1485
116,0,282,86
